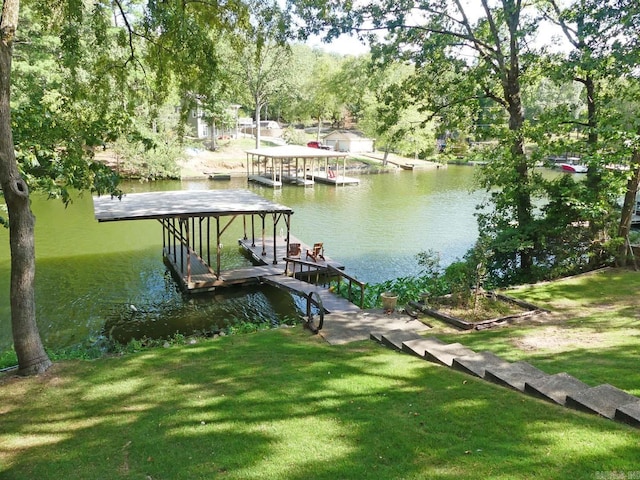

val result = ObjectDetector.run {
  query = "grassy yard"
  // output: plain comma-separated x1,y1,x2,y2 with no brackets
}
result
1,269,640,479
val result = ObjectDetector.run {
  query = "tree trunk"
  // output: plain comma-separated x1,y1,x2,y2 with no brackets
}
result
500,4,533,276
0,0,52,375
210,119,217,151
583,74,603,199
617,147,640,266
382,143,391,166
254,97,261,149
505,73,533,275
584,75,597,146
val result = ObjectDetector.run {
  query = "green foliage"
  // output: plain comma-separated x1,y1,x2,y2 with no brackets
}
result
282,126,307,145
355,249,487,309
10,4,142,201
0,348,18,371
110,131,182,180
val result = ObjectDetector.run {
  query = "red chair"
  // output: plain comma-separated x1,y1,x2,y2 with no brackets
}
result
306,243,325,262
288,243,301,258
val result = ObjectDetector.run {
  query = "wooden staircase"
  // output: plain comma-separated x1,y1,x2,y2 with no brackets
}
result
371,330,640,428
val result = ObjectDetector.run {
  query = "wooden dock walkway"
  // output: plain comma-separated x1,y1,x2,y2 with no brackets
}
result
262,275,361,313
166,232,427,345
248,174,283,188
164,245,284,291
238,235,344,271
164,233,345,293
307,171,360,185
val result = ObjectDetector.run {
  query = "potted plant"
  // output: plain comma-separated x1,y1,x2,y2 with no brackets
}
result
380,291,398,313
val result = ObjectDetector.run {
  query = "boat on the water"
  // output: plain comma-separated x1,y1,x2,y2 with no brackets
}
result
560,163,588,173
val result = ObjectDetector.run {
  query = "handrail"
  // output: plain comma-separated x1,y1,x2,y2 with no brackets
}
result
283,256,324,284
282,257,367,309
326,264,366,309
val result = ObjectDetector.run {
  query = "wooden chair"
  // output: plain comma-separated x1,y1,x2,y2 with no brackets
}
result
288,243,301,258
306,242,325,262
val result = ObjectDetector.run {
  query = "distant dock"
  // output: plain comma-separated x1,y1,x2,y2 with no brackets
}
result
246,145,357,188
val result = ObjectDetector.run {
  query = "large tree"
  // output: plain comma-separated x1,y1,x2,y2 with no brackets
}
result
226,3,291,148
290,0,542,281
1,0,137,374
1,0,257,375
538,0,640,265
0,0,51,375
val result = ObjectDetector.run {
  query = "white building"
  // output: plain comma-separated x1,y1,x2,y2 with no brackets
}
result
323,130,374,153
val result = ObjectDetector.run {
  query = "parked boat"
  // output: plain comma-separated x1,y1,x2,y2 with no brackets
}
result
208,173,231,181
560,163,588,173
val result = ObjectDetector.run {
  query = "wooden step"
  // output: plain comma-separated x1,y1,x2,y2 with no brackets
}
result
422,343,476,367
379,330,424,351
615,401,640,427
369,331,385,343
565,384,640,419
524,372,590,406
484,361,548,392
452,351,510,378
401,337,447,358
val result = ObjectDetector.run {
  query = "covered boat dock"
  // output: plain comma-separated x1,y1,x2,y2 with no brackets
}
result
245,145,360,187
91,189,429,342
93,189,299,292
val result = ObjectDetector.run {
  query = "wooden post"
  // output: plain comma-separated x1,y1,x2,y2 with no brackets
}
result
261,214,266,256
251,214,256,247
184,219,191,284
171,218,176,260
179,219,184,274
272,213,278,265
207,217,211,267
198,217,203,259
216,217,221,278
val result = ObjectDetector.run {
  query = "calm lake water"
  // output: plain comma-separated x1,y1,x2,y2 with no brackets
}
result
0,166,487,352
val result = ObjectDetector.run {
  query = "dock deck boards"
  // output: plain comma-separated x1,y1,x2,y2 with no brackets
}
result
279,174,315,186
164,245,284,292
262,275,360,313
307,172,360,185
248,174,283,188
238,235,344,270
165,235,345,294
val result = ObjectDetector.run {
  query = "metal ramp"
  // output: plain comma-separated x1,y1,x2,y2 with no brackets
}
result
261,275,360,314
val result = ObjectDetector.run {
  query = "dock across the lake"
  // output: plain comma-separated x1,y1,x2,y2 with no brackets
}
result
246,145,358,188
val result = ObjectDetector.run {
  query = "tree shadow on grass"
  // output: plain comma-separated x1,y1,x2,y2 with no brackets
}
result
1,328,639,479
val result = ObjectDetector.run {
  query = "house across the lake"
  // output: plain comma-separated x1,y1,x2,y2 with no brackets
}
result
322,130,374,153
242,120,284,138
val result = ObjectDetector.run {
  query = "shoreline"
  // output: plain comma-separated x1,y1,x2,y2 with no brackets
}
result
178,150,445,180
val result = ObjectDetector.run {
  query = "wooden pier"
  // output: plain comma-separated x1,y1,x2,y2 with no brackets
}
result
307,171,360,186
93,189,363,316
94,189,294,292
91,189,441,344
248,174,283,188
238,234,343,270
246,145,356,188
262,275,360,313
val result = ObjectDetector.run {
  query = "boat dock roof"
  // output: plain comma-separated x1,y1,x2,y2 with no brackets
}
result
245,145,348,159
93,189,293,222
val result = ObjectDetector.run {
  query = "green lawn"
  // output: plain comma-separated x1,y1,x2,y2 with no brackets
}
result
1,269,640,479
